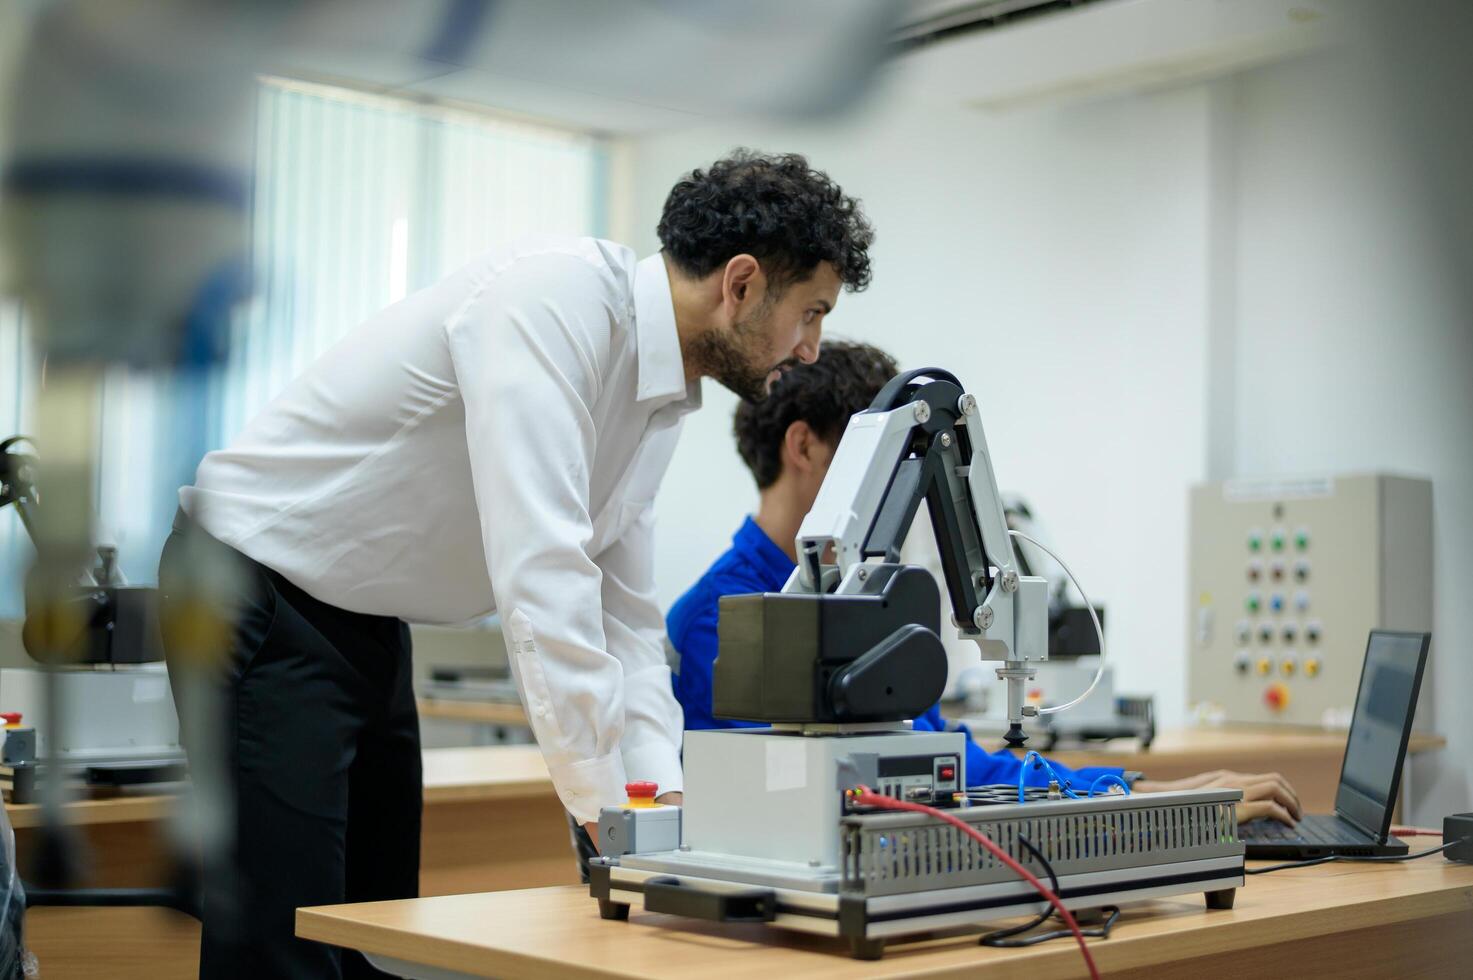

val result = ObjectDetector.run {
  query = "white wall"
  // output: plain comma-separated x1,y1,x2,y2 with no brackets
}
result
627,60,1214,728
1227,51,1473,822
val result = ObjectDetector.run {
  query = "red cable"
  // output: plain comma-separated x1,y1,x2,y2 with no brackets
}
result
853,786,1102,980
1390,826,1443,837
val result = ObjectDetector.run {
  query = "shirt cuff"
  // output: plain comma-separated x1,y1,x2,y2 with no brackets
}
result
620,737,684,800
548,750,629,825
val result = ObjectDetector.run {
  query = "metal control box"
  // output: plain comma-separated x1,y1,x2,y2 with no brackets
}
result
1186,474,1432,726
682,728,964,868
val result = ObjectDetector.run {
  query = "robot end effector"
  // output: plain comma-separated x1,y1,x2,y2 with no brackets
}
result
713,368,1049,746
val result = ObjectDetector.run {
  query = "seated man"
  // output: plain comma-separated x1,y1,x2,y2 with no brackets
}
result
668,340,1303,822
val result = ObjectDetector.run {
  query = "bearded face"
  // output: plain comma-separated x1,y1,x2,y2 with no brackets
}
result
690,296,790,403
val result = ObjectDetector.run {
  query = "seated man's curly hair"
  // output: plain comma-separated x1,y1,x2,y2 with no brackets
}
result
734,339,898,489
657,149,874,294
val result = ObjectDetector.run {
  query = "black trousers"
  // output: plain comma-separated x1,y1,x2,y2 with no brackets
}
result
159,516,421,979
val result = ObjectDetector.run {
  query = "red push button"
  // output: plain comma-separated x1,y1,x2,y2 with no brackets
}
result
939,765,956,782
625,781,659,807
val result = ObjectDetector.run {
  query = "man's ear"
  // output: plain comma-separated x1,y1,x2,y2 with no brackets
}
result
783,420,821,475
722,254,763,313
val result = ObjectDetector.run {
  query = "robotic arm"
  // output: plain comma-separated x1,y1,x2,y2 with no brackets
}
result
713,369,1049,746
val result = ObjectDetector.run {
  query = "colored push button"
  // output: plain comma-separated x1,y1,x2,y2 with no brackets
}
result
1294,560,1311,582
939,764,956,782
1264,683,1290,711
1234,652,1251,674
1248,529,1263,552
1280,657,1297,677
1295,528,1310,551
0,713,21,728
1255,657,1273,676
625,781,659,808
1246,593,1261,613
1304,657,1322,678
1271,529,1286,552
1269,594,1285,613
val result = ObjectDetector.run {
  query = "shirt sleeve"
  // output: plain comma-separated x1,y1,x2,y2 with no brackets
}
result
445,253,629,825
594,500,685,798
984,748,1125,792
914,710,1126,790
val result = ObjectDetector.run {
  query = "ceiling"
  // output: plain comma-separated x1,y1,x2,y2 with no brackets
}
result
263,0,1335,134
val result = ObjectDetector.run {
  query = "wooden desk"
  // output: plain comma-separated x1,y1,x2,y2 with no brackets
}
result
971,725,1446,814
10,745,571,979
417,696,528,728
299,860,1473,979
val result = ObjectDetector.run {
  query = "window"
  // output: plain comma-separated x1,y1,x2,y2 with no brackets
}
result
0,78,608,614
220,77,607,442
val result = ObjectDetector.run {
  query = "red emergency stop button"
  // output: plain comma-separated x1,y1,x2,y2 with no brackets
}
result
625,781,659,807
0,713,21,727
1263,684,1290,712
938,765,956,782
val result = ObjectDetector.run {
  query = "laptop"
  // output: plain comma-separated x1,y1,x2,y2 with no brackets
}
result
1239,629,1431,859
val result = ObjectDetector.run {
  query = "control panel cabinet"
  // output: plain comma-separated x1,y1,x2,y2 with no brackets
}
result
1187,474,1431,726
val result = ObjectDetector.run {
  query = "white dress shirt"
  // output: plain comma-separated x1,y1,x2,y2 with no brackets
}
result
182,236,697,823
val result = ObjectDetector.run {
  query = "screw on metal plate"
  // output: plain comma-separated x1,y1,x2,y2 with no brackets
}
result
939,432,953,448
958,393,977,416
1001,570,1018,593
856,567,868,581
973,606,993,631
912,401,931,423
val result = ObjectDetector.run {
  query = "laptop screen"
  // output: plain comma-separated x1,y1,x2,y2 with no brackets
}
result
1335,631,1430,837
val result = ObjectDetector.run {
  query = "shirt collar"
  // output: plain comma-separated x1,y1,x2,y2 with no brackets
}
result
734,516,797,589
632,252,692,405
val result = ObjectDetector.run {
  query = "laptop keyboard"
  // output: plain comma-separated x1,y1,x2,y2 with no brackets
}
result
1241,815,1371,846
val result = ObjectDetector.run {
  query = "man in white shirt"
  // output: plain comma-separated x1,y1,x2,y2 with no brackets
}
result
157,150,874,979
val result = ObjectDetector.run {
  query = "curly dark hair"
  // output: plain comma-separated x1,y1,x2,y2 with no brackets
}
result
734,339,898,489
657,149,874,293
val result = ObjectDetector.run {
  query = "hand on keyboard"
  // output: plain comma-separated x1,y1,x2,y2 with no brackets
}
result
1134,770,1302,826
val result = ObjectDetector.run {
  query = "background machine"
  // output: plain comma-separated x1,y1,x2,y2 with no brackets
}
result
950,496,1155,748
590,369,1245,961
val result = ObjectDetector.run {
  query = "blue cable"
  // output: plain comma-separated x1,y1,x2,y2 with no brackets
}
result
1089,774,1132,797
1017,751,1082,802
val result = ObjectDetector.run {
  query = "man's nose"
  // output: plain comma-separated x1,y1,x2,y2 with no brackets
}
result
794,327,821,364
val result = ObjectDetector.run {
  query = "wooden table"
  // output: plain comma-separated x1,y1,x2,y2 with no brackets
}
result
299,859,1473,979
417,696,528,728
10,744,571,979
409,710,1446,817
970,725,1446,814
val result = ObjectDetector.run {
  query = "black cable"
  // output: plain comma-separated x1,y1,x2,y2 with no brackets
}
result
990,907,1122,948
1246,838,1464,875
980,834,1121,948
979,834,1056,944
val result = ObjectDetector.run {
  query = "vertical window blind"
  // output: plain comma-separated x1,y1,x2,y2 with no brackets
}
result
0,78,607,614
